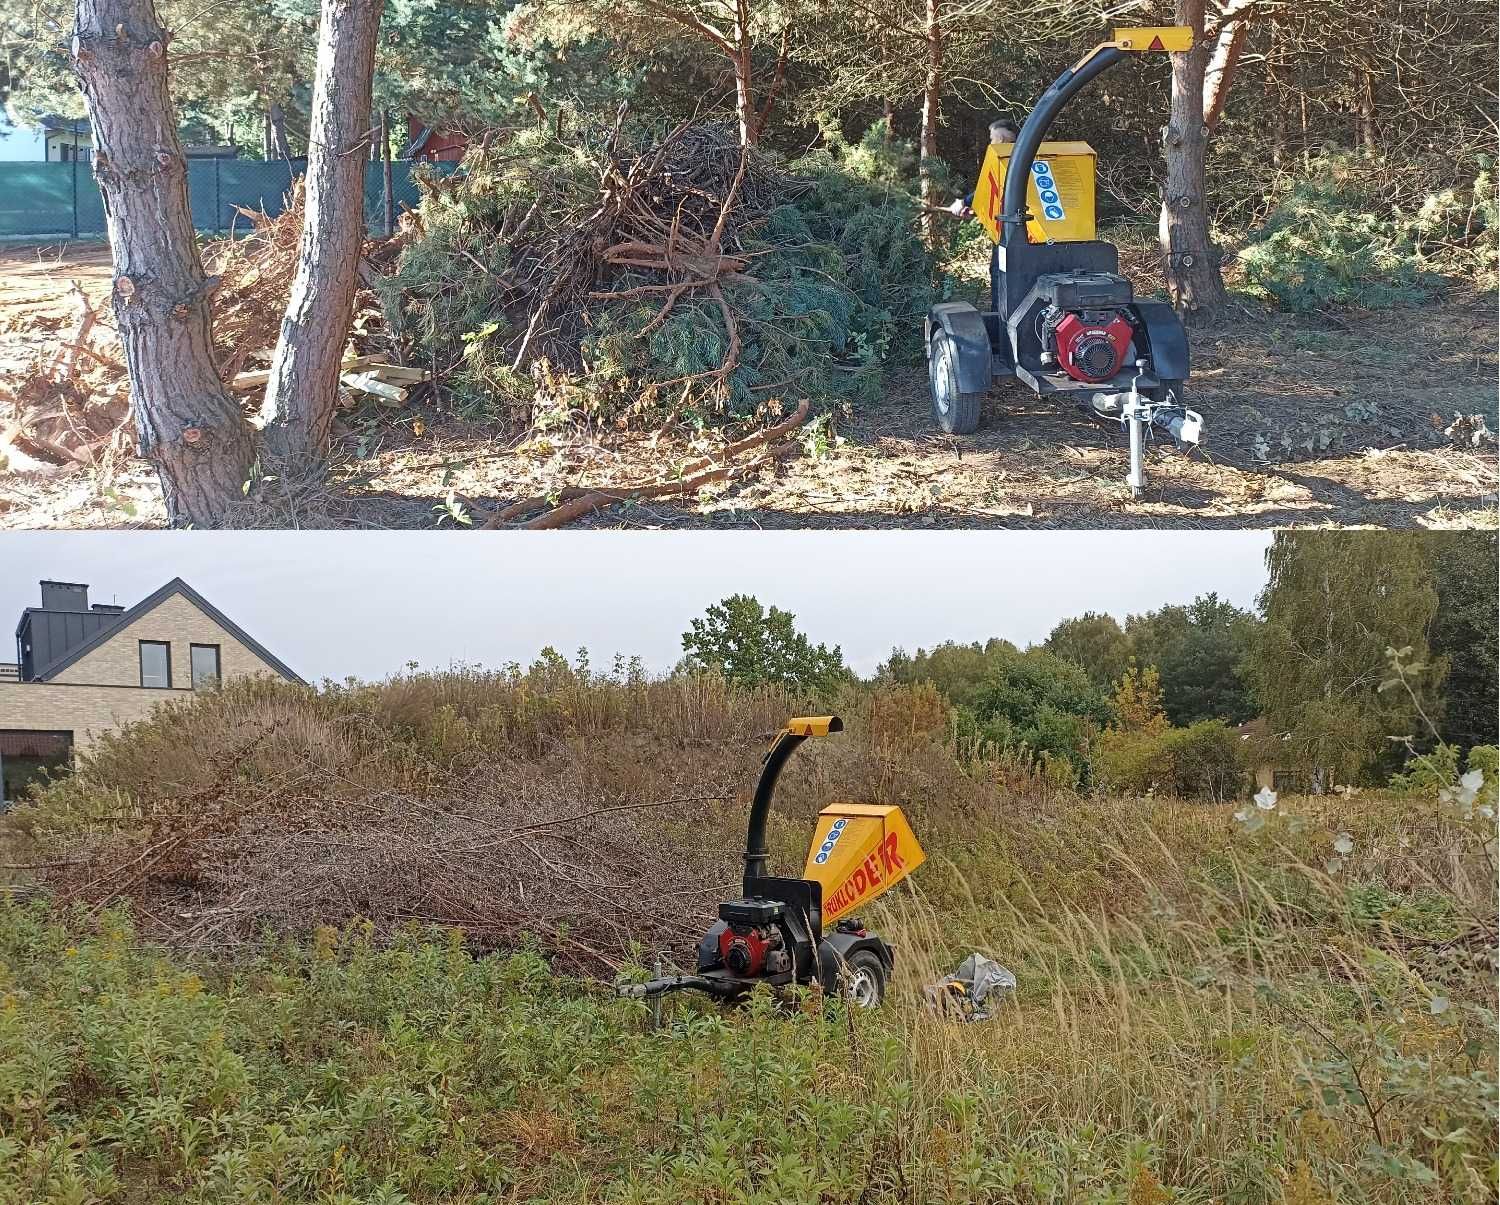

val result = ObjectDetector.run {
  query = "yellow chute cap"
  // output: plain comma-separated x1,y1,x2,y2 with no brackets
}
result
784,716,843,737
1113,27,1193,52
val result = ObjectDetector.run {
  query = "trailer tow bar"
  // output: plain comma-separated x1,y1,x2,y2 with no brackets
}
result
1095,361,1204,497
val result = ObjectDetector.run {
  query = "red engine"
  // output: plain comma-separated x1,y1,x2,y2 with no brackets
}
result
718,924,788,977
1053,311,1134,383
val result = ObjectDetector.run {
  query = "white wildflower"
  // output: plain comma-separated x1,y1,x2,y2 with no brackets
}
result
1333,833,1354,856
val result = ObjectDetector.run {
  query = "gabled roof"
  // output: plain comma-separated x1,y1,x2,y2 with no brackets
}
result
36,114,92,134
32,576,305,685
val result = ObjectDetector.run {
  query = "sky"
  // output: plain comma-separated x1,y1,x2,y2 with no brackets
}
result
0,113,45,162
0,531,1273,681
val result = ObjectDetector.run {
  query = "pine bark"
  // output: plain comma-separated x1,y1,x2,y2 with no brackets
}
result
1159,0,1229,321
258,0,384,464
918,0,942,247
71,0,253,527
731,0,757,146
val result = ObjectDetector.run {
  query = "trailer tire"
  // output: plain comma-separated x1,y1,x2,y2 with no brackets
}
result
928,331,983,435
840,949,887,1008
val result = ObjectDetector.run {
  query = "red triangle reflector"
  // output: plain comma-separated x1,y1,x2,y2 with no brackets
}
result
1148,35,1165,49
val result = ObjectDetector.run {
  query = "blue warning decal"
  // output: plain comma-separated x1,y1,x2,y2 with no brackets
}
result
813,817,848,865
1032,159,1066,223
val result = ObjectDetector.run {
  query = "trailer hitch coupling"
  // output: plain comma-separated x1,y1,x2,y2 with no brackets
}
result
1098,362,1205,496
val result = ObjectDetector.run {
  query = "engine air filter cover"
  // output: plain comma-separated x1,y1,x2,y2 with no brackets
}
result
719,897,785,927
1036,271,1133,311
1055,311,1134,383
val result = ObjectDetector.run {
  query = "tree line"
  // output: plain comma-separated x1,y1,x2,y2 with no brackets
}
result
679,532,1499,795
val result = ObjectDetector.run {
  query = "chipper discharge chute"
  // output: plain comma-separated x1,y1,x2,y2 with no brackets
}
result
619,716,924,1008
925,26,1205,496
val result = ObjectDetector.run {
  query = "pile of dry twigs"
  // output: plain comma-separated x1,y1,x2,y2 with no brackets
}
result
0,188,402,471
36,729,750,974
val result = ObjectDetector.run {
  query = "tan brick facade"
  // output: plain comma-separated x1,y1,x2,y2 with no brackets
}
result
0,588,292,751
0,682,194,751
48,593,277,689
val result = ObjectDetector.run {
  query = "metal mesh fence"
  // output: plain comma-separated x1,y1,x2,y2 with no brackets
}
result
0,157,445,240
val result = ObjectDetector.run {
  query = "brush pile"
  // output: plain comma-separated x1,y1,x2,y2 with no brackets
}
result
39,757,742,973
16,675,808,972
389,119,932,426
0,190,403,472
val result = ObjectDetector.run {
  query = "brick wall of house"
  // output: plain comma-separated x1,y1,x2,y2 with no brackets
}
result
0,590,294,750
48,593,277,689
0,681,193,751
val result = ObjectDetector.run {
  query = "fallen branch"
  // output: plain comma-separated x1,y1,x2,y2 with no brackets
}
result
495,398,810,529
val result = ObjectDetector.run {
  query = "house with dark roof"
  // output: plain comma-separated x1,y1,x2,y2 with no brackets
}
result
0,578,303,801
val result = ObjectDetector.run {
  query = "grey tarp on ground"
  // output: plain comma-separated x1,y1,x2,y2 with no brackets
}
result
926,953,1017,1021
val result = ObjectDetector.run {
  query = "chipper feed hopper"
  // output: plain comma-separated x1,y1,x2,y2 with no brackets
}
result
619,716,924,1008
926,27,1205,495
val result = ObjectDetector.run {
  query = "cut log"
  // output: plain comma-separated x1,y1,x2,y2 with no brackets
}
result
340,371,408,404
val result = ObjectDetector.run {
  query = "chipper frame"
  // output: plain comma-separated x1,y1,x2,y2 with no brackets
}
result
926,27,1205,496
618,716,925,1008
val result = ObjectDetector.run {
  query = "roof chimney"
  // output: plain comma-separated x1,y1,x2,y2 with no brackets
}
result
38,581,88,612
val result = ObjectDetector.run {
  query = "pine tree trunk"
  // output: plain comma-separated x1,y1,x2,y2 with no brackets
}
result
918,0,942,247
71,0,253,527
1159,0,1228,321
258,0,383,465
1266,17,1285,169
267,100,291,158
731,1,757,147
1357,68,1376,156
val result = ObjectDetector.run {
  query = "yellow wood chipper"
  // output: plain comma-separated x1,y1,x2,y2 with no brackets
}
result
619,716,924,1008
926,27,1206,496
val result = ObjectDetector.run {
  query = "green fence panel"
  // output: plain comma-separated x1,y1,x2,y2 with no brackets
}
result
0,157,453,240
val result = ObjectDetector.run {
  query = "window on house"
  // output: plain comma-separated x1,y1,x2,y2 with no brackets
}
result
139,641,171,688
0,731,73,806
190,644,221,690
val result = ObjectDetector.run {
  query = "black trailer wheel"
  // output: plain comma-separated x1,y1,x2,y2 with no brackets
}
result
928,331,983,435
840,949,888,1008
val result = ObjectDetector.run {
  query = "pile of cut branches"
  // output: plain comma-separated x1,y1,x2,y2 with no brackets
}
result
0,191,408,472
0,282,129,470
391,119,931,427
32,722,749,974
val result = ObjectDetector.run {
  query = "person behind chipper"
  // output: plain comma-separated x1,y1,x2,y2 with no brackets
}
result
948,118,1019,217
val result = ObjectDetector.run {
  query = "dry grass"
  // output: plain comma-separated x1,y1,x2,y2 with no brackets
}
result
1,671,1494,1201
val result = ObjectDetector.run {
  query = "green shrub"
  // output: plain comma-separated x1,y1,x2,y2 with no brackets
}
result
1239,153,1498,311
1390,742,1464,795
391,121,932,425
1097,720,1245,801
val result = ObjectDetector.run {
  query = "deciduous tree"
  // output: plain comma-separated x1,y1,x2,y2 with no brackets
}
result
681,594,848,695
1246,532,1442,788
1044,611,1132,693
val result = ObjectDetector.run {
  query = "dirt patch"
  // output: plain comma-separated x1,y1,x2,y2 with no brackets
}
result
0,242,113,372
0,242,1494,530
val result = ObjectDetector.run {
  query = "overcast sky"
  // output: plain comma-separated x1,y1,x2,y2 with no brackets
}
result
0,532,1272,681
